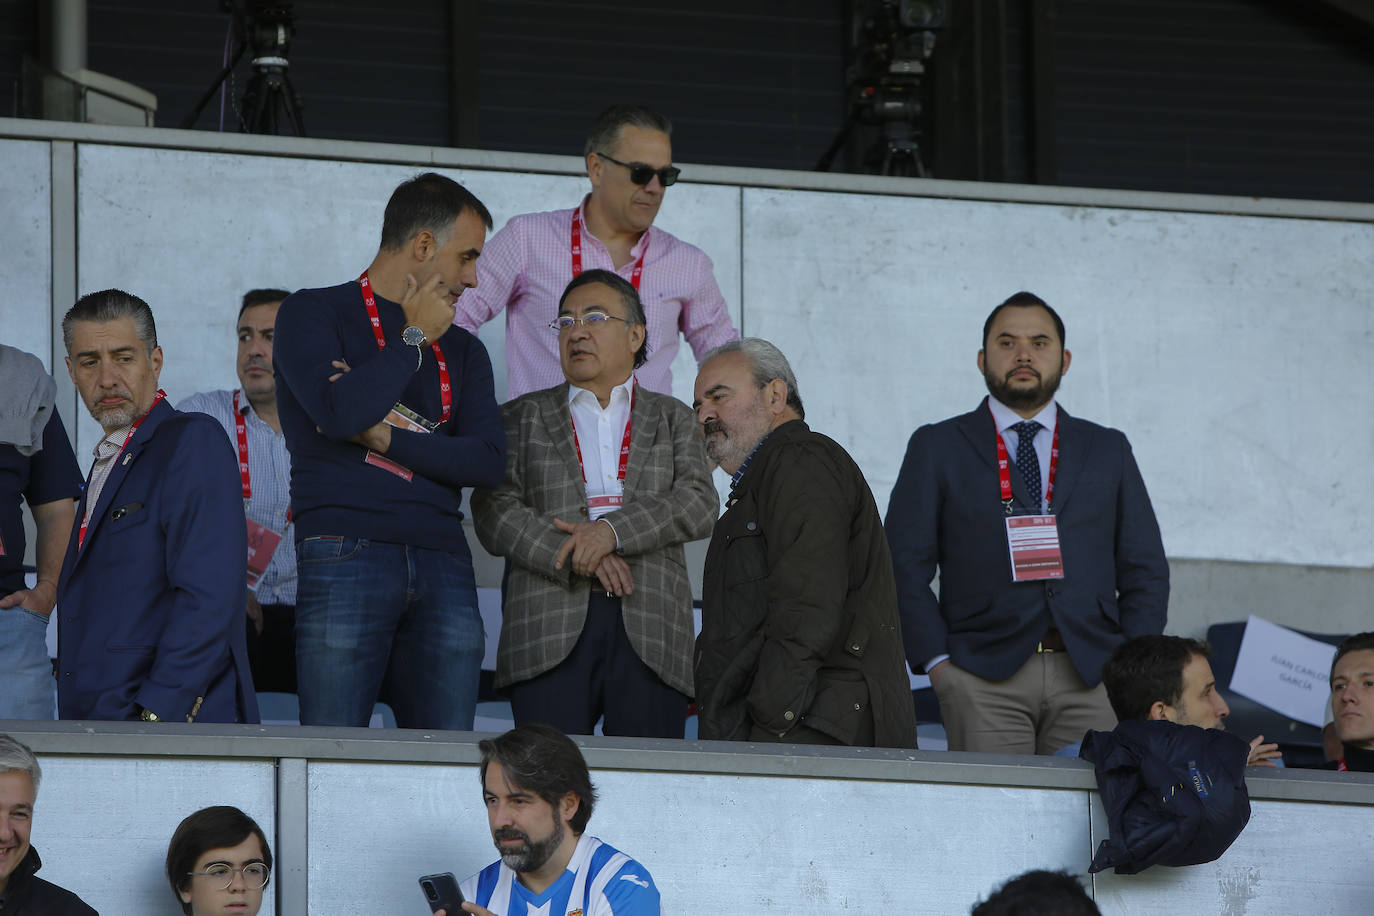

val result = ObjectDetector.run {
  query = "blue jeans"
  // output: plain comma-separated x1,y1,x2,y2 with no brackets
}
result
0,607,57,719
295,538,484,729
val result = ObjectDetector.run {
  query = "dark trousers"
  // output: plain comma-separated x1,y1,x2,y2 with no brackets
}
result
508,590,688,738
246,602,297,694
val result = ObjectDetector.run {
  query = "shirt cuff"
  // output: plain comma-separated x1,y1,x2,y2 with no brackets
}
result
924,654,951,675
599,517,622,551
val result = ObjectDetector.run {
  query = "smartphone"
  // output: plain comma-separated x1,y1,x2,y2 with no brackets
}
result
418,872,465,913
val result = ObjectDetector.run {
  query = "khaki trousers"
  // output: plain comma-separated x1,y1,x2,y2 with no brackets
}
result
934,652,1116,755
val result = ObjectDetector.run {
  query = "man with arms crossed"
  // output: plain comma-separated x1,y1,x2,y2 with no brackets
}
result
0,346,81,719
1329,631,1374,773
0,734,96,914
273,173,504,729
692,339,916,748
886,291,1169,754
472,270,716,737
179,288,298,693
1098,635,1281,766
444,724,660,916
59,290,256,723
455,104,736,398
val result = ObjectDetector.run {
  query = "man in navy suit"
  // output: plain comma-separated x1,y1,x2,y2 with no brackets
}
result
57,289,257,723
885,292,1168,754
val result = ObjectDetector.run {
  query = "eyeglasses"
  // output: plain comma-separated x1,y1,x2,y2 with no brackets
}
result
549,314,630,334
596,152,680,187
186,863,271,890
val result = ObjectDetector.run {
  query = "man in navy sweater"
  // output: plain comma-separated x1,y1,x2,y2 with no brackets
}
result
273,172,505,729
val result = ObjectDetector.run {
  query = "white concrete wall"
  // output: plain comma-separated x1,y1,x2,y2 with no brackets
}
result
11,726,1373,916
3,139,53,363
1,121,1371,637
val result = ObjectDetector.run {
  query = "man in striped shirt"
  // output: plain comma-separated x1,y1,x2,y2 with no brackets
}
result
450,725,660,916
454,104,737,401
178,288,297,694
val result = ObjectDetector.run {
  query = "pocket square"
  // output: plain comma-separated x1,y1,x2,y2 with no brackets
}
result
111,501,145,521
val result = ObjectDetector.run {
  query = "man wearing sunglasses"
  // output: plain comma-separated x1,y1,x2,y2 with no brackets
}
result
472,270,716,738
455,104,737,402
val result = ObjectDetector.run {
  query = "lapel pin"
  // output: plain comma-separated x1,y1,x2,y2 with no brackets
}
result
123,453,133,466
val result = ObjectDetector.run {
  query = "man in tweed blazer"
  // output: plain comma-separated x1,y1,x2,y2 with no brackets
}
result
472,269,717,738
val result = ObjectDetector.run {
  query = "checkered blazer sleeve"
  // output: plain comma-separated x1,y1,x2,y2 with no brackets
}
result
471,394,577,586
606,393,718,556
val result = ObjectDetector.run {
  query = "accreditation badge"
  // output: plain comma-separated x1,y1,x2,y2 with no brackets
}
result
364,401,439,481
245,517,283,589
1005,514,1065,582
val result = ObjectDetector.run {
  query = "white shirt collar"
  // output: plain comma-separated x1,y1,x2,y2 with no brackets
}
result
567,375,635,410
987,395,1058,433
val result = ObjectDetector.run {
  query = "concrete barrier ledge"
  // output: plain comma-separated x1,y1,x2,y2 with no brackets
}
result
4,720,1370,805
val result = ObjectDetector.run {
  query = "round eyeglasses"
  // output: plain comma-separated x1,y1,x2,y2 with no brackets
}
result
186,863,271,890
548,313,629,334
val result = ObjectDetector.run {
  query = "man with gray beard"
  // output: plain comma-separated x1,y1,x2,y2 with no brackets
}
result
449,725,660,915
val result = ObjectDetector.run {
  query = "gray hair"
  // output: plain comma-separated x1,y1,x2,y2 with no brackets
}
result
0,735,42,796
702,337,805,420
62,289,158,357
585,104,673,158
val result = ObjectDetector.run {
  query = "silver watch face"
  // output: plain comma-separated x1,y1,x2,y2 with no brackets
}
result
402,326,427,347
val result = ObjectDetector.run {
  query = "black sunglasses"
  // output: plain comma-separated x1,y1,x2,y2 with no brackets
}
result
596,152,680,187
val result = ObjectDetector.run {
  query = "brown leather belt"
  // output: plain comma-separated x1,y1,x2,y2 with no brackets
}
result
1036,628,1066,653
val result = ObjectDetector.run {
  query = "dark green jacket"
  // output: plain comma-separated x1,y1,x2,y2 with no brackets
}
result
696,420,917,748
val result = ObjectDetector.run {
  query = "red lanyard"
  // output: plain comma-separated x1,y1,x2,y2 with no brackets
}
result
993,408,1059,514
570,383,634,484
232,389,252,499
359,271,452,424
79,389,166,548
231,390,292,524
571,205,647,290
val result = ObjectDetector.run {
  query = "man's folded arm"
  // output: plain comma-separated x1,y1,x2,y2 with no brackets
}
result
274,291,418,438
384,337,505,490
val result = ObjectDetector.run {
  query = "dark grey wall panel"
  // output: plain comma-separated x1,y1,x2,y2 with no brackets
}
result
1051,0,1374,202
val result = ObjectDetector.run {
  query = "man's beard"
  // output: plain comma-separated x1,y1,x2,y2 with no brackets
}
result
493,818,565,874
984,363,1062,411
89,391,140,430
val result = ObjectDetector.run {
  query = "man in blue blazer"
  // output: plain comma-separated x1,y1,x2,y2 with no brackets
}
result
57,290,257,723
885,292,1167,754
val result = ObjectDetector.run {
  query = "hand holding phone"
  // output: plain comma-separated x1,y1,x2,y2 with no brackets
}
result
418,872,464,914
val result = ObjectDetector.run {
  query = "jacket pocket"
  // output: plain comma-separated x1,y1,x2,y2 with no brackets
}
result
721,517,767,588
803,669,868,745
1098,594,1121,629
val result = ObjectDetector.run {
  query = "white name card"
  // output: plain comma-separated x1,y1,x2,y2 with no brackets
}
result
1229,615,1337,728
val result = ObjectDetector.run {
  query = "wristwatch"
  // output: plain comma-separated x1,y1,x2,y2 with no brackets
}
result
401,326,426,369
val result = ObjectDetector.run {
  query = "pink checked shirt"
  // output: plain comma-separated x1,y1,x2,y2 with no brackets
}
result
454,197,737,399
